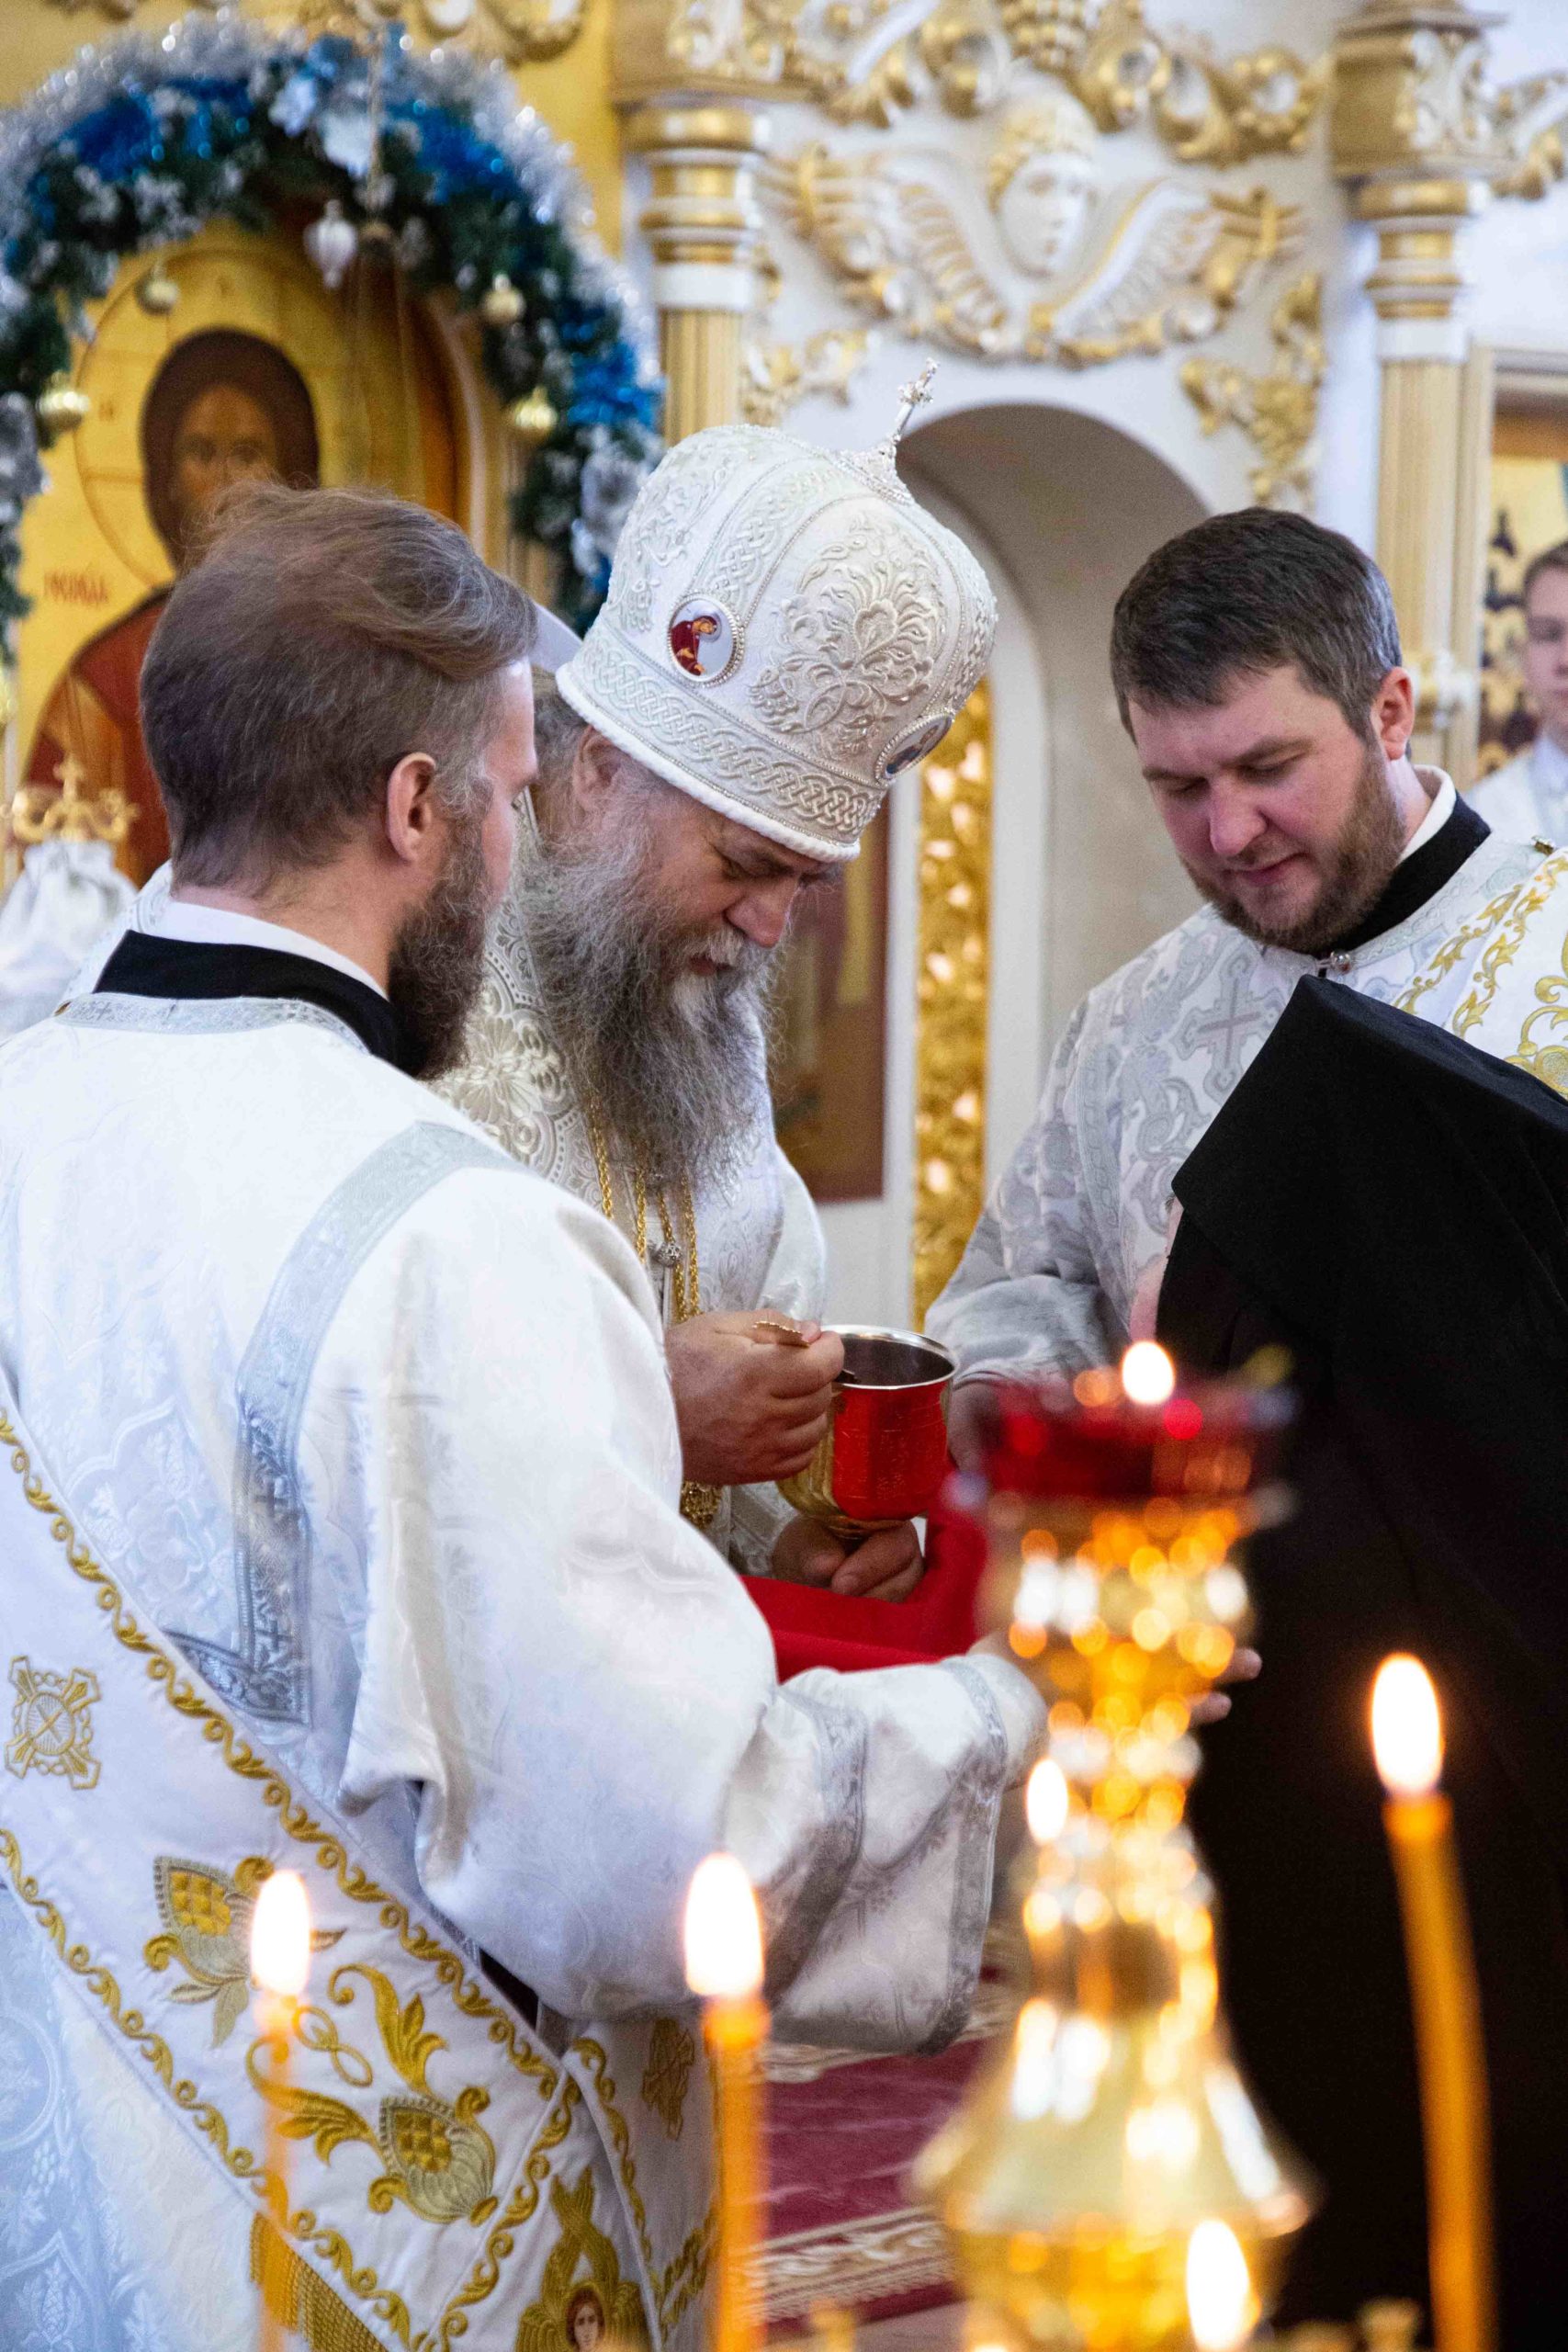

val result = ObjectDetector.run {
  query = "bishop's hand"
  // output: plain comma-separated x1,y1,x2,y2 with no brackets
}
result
770,1514,925,1602
666,1310,843,1487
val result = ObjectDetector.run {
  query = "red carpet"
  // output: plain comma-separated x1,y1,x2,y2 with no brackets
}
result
749,1976,1012,2332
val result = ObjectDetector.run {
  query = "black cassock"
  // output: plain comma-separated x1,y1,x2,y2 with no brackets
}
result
1157,978,1568,2343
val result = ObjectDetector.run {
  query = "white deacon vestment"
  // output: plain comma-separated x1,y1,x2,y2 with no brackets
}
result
929,777,1547,1382
1468,730,1568,845
0,954,1042,2351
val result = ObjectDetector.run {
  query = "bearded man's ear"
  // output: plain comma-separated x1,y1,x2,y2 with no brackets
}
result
570,728,622,822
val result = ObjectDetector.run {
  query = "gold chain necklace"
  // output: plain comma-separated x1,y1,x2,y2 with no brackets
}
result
585,1102,722,1532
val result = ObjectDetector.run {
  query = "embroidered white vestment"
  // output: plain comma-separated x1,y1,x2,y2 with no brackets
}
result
0,992,1041,2351
929,802,1548,1384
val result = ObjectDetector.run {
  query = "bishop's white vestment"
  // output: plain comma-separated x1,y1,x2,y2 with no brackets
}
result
0,944,1041,2352
929,778,1550,1383
434,852,823,1571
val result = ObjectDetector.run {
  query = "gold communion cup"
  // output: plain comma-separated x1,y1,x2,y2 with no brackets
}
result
916,1358,1310,2352
777,1326,955,1542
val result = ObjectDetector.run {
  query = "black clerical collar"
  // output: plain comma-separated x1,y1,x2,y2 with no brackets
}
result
96,930,417,1073
1321,790,1488,958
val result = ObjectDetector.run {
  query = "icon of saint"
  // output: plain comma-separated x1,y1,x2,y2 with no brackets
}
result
26,327,319,881
563,2283,606,2352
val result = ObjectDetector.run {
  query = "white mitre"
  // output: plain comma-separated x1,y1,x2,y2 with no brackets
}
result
555,410,998,861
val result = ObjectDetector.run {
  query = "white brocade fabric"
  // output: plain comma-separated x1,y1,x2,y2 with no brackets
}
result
1468,733,1568,846
436,853,829,1575
929,804,1546,1384
0,996,1041,2348
0,838,133,1040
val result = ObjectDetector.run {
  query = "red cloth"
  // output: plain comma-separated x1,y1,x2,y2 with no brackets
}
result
744,1481,987,1678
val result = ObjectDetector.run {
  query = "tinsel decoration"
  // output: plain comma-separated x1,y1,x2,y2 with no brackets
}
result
0,14,661,639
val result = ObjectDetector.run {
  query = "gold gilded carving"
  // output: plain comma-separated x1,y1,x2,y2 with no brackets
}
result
741,322,872,425
913,681,991,1328
6,1657,100,1792
741,245,873,428
769,137,1296,367
1181,272,1325,512
515,2167,652,2352
639,2016,697,2139
10,752,136,852
626,0,1327,159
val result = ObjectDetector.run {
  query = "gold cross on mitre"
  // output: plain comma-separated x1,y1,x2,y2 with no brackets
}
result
9,752,137,850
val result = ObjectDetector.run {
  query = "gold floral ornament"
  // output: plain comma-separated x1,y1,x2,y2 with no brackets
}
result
1181,272,1325,511
247,1961,501,2224
516,2168,651,2352
639,2017,697,2140
6,1658,100,1792
146,1853,343,2048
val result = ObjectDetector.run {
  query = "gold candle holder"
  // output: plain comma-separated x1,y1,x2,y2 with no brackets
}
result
917,1351,1310,2352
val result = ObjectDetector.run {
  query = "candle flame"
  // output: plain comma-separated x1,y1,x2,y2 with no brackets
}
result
1185,2219,1258,2350
683,1852,764,2000
1025,1758,1070,1846
1121,1341,1177,1406
1371,1654,1443,1799
250,1869,310,1999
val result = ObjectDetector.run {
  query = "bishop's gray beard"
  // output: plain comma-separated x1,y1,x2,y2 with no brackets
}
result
518,812,775,1193
389,810,491,1080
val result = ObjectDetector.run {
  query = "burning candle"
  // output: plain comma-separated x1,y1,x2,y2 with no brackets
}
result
1186,2220,1258,2350
684,1854,767,2352
1371,1657,1495,2352
250,1869,310,2352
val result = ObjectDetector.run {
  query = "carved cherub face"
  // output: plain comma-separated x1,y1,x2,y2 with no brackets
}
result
988,96,1102,280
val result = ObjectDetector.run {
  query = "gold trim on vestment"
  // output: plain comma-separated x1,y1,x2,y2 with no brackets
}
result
570,2036,717,2333
0,1408,588,2350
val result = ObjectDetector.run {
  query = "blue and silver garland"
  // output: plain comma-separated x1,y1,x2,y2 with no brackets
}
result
0,12,661,640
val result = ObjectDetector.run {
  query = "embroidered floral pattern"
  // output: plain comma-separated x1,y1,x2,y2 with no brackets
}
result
750,526,944,752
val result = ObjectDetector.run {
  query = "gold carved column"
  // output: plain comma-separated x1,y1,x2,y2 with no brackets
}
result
620,101,772,441
1331,3,1505,772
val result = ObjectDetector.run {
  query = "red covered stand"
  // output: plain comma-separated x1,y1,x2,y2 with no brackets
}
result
741,1480,987,1679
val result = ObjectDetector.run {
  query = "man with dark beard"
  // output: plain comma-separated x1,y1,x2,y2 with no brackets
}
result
0,483,1048,2348
441,415,999,1594
929,506,1558,1433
